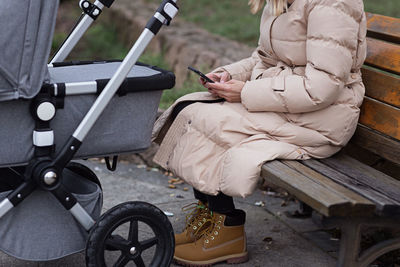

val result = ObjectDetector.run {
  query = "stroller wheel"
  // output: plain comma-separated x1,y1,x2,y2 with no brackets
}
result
86,201,174,267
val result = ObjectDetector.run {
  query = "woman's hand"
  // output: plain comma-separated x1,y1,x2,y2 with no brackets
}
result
206,79,245,103
199,71,231,86
199,71,231,97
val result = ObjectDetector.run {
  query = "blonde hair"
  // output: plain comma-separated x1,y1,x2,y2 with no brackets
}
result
248,0,288,15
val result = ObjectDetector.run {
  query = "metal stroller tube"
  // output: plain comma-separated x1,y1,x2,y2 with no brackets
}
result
51,0,107,64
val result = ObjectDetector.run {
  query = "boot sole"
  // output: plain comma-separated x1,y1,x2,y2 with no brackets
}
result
174,251,249,266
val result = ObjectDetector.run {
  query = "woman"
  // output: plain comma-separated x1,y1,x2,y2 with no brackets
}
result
153,0,367,265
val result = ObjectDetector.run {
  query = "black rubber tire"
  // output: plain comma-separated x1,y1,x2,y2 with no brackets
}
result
66,161,102,190
86,201,174,267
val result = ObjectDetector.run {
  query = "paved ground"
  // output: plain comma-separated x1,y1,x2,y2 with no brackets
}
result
0,160,338,267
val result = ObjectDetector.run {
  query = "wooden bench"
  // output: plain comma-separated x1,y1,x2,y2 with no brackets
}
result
261,13,400,267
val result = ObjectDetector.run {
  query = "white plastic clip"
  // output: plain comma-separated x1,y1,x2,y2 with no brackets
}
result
33,130,54,147
164,3,178,19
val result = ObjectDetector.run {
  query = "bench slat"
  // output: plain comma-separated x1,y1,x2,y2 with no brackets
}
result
366,13,400,44
283,161,375,215
351,124,400,165
365,38,400,75
359,97,400,141
262,161,371,217
321,155,400,199
302,157,400,216
361,67,400,108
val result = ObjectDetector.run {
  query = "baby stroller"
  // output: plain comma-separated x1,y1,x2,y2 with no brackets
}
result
0,0,178,266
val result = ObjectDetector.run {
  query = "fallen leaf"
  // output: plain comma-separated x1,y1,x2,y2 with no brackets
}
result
168,185,176,189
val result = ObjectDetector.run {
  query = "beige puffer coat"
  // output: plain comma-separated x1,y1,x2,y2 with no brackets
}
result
153,0,367,197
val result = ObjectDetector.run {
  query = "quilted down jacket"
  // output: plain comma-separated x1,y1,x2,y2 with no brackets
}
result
152,0,367,197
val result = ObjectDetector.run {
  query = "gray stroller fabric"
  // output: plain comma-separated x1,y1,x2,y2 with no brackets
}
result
0,168,102,261
0,63,164,167
0,0,58,102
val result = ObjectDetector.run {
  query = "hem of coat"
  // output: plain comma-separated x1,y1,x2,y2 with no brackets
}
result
153,111,188,170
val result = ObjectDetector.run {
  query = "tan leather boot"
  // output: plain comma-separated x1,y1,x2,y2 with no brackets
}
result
175,201,212,246
174,210,248,266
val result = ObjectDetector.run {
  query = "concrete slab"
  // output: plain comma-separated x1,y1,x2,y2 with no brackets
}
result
0,160,336,267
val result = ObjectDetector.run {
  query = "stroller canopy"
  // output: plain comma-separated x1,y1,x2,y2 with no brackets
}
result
0,0,59,102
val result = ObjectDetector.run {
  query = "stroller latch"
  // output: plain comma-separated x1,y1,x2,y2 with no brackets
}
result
79,0,102,20
105,156,118,171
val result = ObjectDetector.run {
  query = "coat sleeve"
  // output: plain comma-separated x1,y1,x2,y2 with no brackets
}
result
241,3,360,113
213,48,262,82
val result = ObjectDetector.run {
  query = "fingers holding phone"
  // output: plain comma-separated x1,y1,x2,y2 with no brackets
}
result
188,66,231,86
200,72,230,86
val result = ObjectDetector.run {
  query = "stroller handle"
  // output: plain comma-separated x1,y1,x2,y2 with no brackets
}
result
146,0,179,34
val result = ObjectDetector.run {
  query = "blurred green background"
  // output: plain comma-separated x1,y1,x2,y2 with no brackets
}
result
146,0,400,46
55,0,400,108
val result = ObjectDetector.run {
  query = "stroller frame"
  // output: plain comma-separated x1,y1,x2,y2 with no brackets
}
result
0,0,178,263
50,0,109,64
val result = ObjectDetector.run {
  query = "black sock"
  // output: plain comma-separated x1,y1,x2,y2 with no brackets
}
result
224,209,246,226
207,192,235,215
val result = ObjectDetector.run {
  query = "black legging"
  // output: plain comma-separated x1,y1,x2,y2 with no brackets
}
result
194,188,235,215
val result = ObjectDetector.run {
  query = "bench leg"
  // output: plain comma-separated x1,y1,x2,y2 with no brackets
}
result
323,216,400,267
337,220,362,267
358,236,400,267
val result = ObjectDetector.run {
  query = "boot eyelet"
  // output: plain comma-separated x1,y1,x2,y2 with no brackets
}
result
219,216,223,219
211,236,215,240
214,231,219,235
193,226,197,230
217,226,221,229
198,222,202,226
218,220,221,224
205,239,209,244
203,218,206,222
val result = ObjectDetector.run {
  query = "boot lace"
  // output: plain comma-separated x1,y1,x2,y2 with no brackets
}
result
203,213,224,245
181,202,211,238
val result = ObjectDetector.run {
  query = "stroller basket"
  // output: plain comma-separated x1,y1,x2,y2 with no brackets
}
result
0,61,175,167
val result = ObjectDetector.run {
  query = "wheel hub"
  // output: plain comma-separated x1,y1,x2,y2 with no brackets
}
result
43,171,57,185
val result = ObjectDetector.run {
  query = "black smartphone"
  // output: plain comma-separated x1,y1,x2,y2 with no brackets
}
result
188,66,215,83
